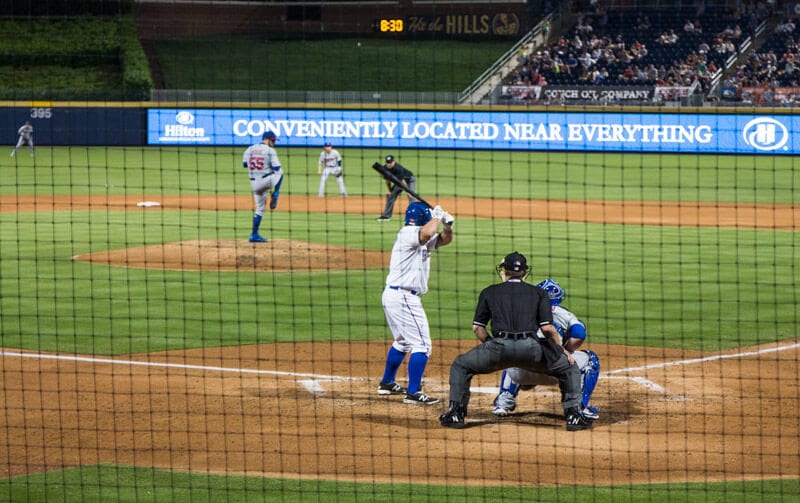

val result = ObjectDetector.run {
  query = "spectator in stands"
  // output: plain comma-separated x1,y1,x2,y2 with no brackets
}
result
566,53,579,73
684,19,697,33
575,15,593,34
635,14,651,32
657,29,679,45
776,18,796,33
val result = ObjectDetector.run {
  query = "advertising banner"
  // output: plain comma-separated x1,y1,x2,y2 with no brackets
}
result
148,108,797,154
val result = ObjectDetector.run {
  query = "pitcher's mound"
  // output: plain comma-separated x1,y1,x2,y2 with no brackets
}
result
73,239,388,272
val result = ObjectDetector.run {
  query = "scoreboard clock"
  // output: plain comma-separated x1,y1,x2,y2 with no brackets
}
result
376,18,404,33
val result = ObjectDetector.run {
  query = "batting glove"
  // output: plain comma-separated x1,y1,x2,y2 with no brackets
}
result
442,212,455,226
431,205,445,220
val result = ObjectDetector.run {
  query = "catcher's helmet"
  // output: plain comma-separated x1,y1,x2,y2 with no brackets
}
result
404,202,431,226
536,278,565,306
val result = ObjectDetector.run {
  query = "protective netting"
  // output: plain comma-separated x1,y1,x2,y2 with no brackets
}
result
0,1,798,501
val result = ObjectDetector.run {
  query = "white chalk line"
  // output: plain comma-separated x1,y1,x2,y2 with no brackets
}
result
0,350,359,382
605,341,800,375
1,341,797,397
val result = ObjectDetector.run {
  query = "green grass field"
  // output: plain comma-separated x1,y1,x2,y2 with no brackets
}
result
1,464,797,503
1,146,797,355
1,145,798,501
152,37,513,92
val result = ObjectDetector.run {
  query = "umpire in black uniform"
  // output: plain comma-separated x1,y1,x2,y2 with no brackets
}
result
376,155,416,221
439,252,593,431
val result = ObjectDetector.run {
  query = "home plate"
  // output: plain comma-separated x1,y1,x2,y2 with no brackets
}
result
136,201,161,207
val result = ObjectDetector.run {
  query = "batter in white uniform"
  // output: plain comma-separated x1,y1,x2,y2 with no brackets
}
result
376,202,454,405
242,130,284,242
317,141,347,196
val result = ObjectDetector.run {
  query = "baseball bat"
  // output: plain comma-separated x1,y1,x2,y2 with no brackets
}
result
371,162,433,209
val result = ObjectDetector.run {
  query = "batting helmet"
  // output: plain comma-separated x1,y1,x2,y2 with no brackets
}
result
262,130,277,141
536,278,565,306
404,202,431,226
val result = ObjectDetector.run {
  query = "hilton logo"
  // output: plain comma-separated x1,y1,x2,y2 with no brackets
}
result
742,117,789,151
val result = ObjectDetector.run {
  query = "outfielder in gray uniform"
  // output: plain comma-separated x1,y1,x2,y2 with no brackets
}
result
317,142,347,196
242,130,284,243
439,252,592,431
11,121,34,157
492,278,601,420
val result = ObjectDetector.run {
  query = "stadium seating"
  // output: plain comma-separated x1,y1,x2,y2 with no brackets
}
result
502,2,772,104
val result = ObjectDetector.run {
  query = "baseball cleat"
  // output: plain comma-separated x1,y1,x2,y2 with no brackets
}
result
248,234,267,243
565,407,593,431
376,381,407,395
439,402,467,428
491,406,512,417
403,391,439,405
376,216,391,221
582,405,600,420
492,391,516,416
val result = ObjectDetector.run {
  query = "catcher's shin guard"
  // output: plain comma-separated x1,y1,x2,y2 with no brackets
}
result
581,350,600,408
499,370,521,397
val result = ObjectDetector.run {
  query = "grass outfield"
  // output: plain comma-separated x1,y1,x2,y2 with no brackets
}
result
151,37,513,92
1,464,797,502
0,147,796,355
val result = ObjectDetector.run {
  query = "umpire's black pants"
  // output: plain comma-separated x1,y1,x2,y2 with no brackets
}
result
447,336,582,413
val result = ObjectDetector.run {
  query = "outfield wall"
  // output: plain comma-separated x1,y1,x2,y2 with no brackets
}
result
1,106,145,147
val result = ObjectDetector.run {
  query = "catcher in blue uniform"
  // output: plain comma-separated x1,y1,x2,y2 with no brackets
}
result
491,278,601,419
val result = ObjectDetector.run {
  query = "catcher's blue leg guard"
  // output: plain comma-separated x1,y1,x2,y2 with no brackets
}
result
581,350,600,408
499,370,521,397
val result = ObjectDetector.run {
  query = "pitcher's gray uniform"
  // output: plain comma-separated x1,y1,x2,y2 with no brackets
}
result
317,142,347,196
11,121,34,157
242,130,283,242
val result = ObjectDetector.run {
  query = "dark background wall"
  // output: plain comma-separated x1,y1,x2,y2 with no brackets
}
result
2,106,145,146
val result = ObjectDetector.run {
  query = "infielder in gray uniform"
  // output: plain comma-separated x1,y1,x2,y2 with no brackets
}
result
242,130,284,243
11,121,34,157
317,142,347,196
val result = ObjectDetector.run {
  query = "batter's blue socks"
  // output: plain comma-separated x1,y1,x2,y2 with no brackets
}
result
380,346,406,385
406,352,429,394
252,214,262,234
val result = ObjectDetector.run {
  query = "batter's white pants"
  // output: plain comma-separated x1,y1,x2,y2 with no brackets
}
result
381,286,432,357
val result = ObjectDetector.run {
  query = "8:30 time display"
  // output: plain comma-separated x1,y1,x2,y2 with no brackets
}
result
377,18,404,33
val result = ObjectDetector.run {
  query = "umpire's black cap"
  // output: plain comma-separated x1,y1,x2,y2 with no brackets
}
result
385,155,395,163
500,251,528,272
